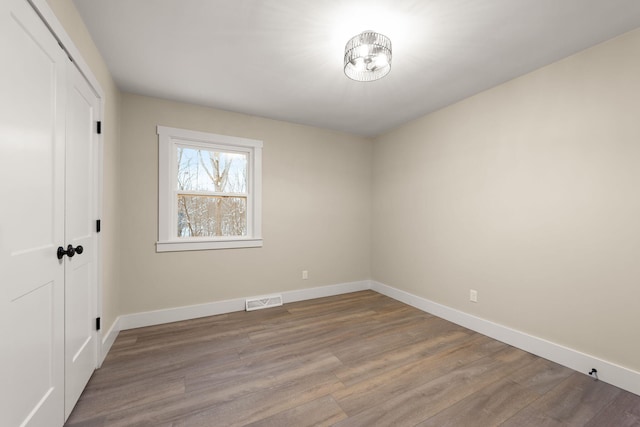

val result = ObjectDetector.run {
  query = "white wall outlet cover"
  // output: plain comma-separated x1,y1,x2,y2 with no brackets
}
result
470,289,478,303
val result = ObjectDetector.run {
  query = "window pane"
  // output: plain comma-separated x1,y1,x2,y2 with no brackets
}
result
177,147,247,193
178,194,247,237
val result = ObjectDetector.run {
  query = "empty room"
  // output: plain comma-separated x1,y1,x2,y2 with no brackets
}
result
2,0,640,426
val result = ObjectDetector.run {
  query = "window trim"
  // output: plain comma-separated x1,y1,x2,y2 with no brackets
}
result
156,125,263,252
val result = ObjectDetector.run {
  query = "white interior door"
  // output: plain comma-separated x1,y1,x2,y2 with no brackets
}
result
0,0,67,425
64,64,99,419
1,0,100,425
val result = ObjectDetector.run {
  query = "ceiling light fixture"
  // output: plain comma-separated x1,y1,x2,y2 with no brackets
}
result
344,30,392,82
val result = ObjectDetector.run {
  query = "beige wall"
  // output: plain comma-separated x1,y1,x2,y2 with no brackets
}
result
44,0,122,335
45,0,639,374
118,94,372,314
372,28,640,372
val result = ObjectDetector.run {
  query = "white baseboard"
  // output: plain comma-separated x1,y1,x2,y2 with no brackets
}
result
98,317,120,367
118,280,371,331
100,279,639,397
282,280,370,303
119,296,245,330
371,280,640,397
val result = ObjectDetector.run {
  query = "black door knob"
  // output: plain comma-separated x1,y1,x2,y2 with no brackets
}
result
57,244,84,259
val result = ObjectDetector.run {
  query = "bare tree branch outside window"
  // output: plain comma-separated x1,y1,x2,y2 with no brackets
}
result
176,146,247,238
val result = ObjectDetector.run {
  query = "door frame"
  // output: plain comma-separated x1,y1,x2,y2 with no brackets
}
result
28,0,105,367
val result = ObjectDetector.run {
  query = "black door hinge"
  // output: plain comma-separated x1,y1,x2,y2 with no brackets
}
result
96,317,101,331
97,121,102,135
96,219,101,233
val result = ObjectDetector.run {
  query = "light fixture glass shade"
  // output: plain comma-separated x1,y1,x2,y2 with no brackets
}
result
344,31,392,82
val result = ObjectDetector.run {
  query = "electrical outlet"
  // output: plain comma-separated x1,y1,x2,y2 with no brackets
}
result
470,289,478,303
302,270,308,280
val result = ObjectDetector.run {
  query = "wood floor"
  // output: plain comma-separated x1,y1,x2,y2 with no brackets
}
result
66,291,640,427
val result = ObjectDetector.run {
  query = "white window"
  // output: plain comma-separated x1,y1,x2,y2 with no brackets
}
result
157,126,262,252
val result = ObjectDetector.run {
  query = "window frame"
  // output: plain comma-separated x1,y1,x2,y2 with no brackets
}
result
157,125,263,252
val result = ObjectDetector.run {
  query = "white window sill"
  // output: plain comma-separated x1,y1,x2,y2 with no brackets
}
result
156,238,263,253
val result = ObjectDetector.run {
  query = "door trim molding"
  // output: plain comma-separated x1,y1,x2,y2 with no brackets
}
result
27,0,105,100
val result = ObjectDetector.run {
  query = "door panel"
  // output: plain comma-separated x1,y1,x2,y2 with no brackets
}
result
0,0,67,425
64,64,98,419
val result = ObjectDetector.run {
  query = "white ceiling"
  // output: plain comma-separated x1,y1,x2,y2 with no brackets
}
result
73,0,640,137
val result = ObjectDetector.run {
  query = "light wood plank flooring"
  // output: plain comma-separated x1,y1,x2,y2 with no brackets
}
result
65,291,640,426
